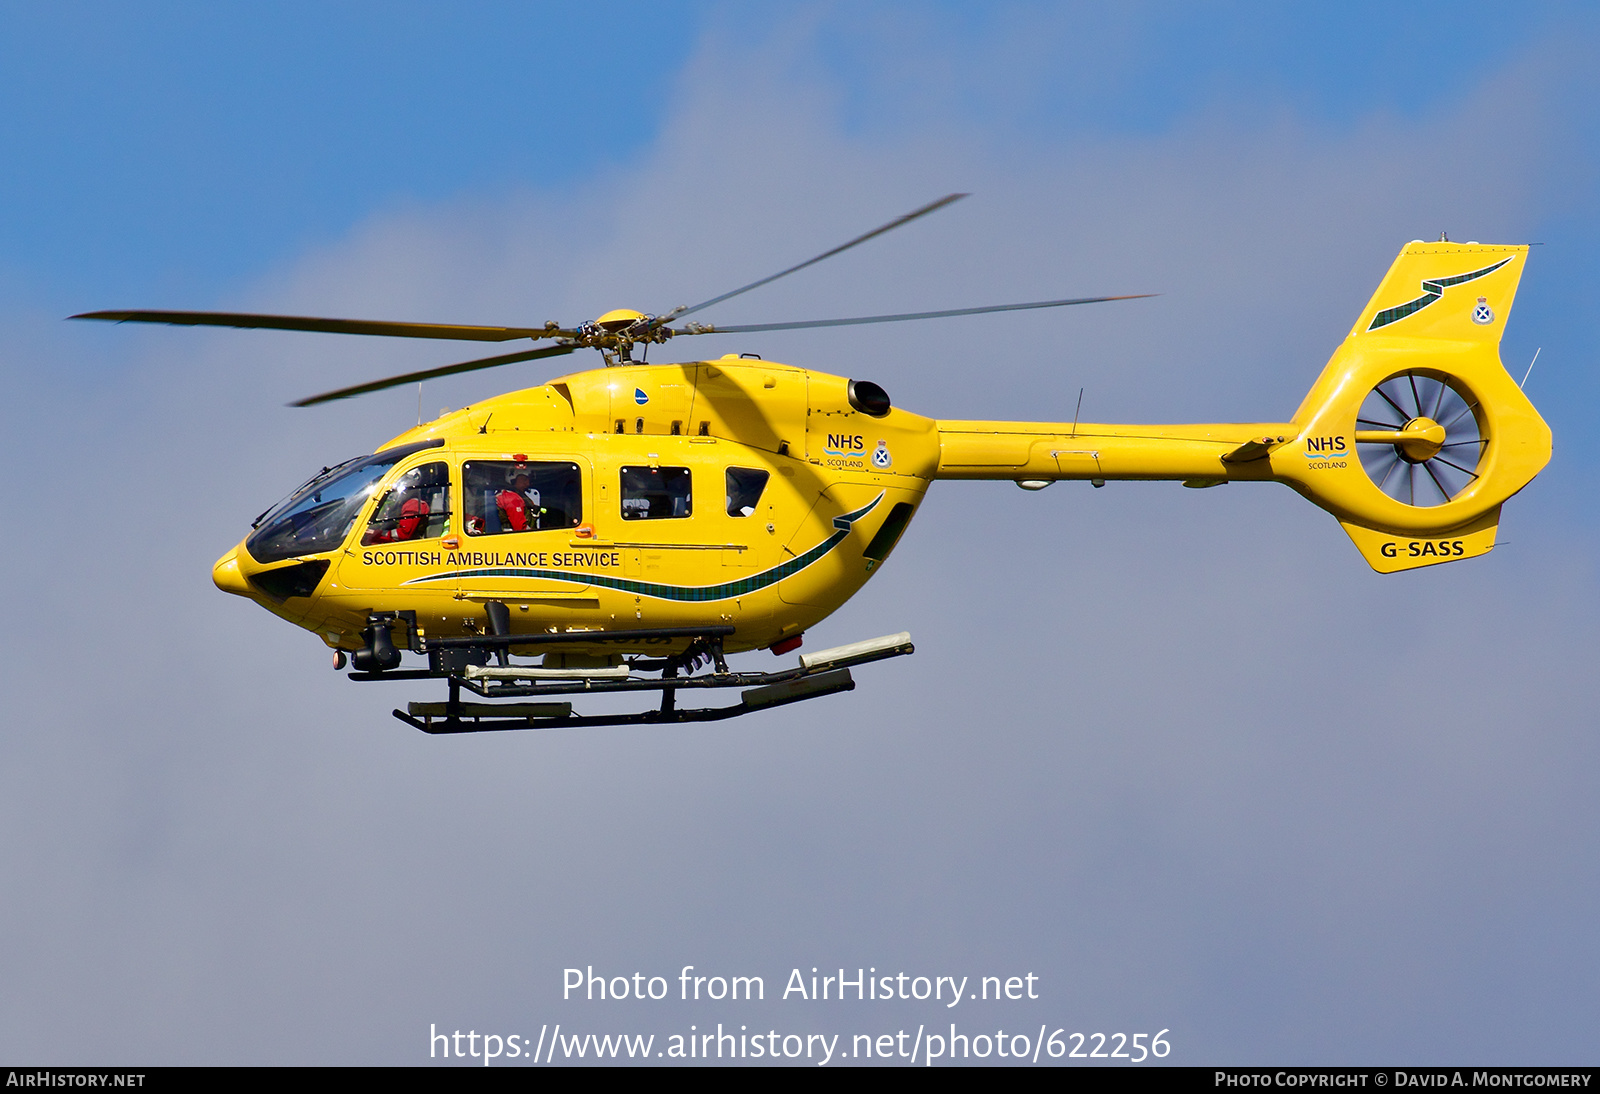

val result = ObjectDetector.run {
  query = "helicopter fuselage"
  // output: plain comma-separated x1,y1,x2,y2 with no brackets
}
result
215,357,940,658
214,354,1298,659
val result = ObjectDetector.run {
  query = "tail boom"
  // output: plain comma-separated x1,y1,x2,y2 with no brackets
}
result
935,421,1296,483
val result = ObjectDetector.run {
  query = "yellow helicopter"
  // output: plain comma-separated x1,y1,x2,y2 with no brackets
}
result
76,196,1551,733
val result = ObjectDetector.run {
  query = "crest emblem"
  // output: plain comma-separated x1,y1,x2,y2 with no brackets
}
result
634,387,649,405
871,440,893,469
1471,297,1495,325
1367,256,1513,331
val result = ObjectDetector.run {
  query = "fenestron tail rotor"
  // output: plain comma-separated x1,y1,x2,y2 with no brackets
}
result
71,194,1153,405
1354,371,1486,507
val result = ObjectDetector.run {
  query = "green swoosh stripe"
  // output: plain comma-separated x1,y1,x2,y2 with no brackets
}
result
1367,256,1513,331
402,493,885,602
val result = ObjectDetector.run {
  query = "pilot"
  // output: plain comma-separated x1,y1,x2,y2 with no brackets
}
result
362,468,433,544
393,494,430,540
495,466,546,533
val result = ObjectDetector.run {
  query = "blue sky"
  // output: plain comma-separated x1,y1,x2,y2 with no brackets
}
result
2,2,1598,1066
1,3,1583,296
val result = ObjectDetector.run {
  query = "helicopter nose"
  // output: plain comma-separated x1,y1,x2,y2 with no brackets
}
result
212,548,255,598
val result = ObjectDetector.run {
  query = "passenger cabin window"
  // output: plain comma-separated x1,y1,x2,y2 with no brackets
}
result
362,462,451,545
463,460,582,536
725,467,769,517
621,466,692,520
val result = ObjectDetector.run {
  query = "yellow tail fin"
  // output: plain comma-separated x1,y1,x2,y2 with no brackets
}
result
1347,242,1522,344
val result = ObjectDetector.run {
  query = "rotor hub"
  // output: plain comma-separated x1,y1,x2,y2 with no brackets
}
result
593,308,648,332
1395,417,1446,463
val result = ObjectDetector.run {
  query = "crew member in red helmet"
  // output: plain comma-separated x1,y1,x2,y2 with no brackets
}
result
361,464,440,544
496,466,546,532
392,495,430,540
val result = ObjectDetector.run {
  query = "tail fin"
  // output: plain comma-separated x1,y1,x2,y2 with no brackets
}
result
1349,244,1522,343
1273,241,1550,572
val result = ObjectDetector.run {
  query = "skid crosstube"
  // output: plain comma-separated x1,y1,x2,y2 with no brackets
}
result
354,623,913,734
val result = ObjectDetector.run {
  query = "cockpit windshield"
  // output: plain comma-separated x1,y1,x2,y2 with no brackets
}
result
245,440,443,564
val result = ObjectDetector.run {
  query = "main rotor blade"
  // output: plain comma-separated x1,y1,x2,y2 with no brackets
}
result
292,344,579,407
666,193,969,323
72,309,570,342
672,294,1154,335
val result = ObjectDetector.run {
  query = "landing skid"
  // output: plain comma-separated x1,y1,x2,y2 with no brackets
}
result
348,622,913,733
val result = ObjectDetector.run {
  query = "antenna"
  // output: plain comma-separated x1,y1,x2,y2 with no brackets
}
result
417,382,423,425
1071,387,1084,436
1520,347,1541,389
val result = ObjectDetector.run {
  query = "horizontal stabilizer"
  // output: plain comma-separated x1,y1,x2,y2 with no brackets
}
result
1221,436,1286,463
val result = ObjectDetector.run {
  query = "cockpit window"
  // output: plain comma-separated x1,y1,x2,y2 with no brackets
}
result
246,442,442,564
463,460,582,536
725,467,769,517
361,462,451,545
621,466,692,520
